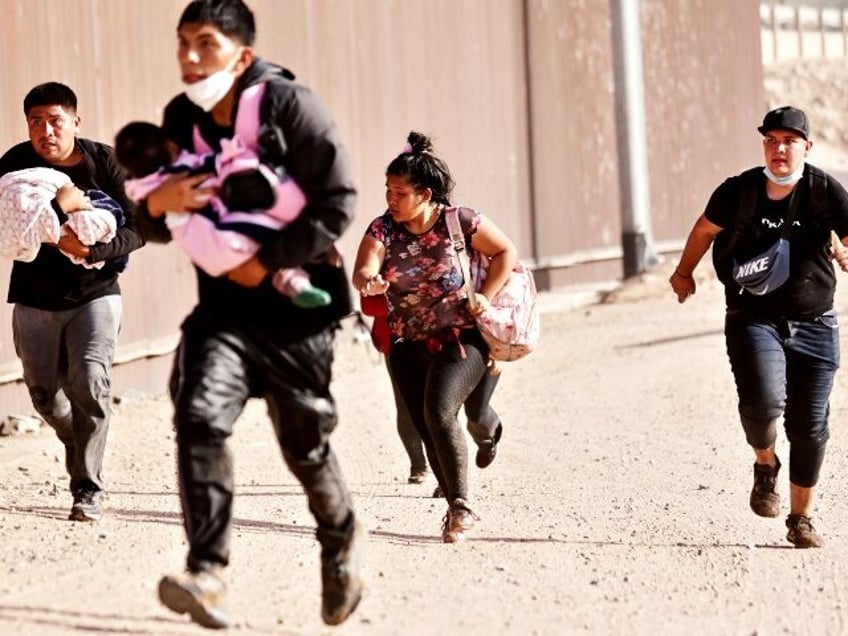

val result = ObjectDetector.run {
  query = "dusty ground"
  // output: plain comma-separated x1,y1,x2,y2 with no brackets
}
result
3,256,848,636
3,62,848,636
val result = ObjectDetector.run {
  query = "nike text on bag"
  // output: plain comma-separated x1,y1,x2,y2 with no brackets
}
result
722,173,801,296
445,207,540,361
732,238,790,295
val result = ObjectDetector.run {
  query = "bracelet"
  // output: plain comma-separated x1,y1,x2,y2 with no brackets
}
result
673,269,693,279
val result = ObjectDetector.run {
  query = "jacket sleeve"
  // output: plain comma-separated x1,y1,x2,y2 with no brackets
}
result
255,83,357,271
87,146,146,263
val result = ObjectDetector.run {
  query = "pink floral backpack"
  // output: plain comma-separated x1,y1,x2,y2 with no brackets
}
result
445,207,540,361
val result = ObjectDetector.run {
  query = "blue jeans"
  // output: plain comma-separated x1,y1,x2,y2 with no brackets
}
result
725,309,839,487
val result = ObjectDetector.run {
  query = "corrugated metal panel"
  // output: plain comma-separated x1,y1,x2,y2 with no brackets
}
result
0,0,765,414
641,0,764,242
524,0,620,284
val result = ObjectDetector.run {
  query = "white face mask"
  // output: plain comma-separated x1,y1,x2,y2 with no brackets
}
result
763,162,805,186
183,53,240,111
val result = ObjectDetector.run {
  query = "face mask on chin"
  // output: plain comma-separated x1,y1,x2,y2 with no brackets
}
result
763,162,805,186
183,52,241,111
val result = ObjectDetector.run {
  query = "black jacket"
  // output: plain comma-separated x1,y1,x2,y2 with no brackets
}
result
136,58,356,338
0,138,144,310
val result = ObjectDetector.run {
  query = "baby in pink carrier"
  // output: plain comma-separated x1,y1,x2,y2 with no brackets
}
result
114,120,331,308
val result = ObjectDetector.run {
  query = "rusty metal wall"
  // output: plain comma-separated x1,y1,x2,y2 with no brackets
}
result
642,0,764,244
524,0,764,289
0,0,764,414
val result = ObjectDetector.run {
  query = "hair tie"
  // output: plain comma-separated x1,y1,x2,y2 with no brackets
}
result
402,143,413,154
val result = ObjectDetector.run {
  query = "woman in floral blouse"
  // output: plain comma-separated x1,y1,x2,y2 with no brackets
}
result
353,131,517,542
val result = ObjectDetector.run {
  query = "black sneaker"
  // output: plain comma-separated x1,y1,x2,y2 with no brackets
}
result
158,566,230,629
321,520,366,626
786,514,824,548
69,489,103,522
475,424,503,469
749,457,780,518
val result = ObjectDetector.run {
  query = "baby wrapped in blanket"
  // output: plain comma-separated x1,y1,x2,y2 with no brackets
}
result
0,167,123,268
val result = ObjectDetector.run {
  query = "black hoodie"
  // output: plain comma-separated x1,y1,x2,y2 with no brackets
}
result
136,58,357,341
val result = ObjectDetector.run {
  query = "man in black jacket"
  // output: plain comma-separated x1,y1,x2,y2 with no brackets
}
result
0,82,144,522
133,0,363,629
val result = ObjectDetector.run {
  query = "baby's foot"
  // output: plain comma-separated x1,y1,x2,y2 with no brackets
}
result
292,287,332,308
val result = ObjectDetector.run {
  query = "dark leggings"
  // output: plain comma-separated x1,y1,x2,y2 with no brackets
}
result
388,329,492,503
387,354,501,472
386,355,427,472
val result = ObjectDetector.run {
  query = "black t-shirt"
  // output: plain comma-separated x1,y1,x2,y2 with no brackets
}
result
705,164,848,319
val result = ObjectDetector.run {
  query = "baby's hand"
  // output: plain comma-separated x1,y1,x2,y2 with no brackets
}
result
55,184,90,213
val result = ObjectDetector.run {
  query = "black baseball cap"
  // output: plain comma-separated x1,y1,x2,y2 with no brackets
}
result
758,106,809,139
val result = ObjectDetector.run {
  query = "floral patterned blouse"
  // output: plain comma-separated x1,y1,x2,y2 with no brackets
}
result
365,206,481,341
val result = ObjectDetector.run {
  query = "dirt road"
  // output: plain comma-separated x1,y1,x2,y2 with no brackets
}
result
1,261,848,636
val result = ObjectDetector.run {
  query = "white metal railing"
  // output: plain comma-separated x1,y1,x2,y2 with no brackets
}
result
761,2,848,62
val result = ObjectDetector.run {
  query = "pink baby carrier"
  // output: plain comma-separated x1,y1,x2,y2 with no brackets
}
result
192,82,305,226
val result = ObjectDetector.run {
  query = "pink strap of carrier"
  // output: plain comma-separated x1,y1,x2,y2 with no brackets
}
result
192,82,267,154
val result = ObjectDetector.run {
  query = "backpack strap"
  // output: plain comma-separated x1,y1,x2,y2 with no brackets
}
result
806,164,830,223
191,82,267,153
714,167,782,267
444,206,480,312
232,83,266,148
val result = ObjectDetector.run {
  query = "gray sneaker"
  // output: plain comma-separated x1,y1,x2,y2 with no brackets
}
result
69,490,103,522
321,520,366,626
158,566,230,629
442,498,478,543
750,457,780,518
786,514,824,548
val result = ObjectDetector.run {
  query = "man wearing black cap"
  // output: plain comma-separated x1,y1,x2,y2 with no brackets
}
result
668,105,848,548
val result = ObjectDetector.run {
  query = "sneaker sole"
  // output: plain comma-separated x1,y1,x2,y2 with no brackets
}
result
158,577,229,629
322,580,364,626
750,504,780,518
443,530,468,543
787,532,824,549
68,509,101,522
475,445,496,469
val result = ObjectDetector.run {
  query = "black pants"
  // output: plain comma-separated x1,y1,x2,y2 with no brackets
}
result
169,313,355,571
389,329,495,503
387,353,501,472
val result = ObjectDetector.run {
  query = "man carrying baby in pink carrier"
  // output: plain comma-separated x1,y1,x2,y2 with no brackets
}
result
115,82,335,308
